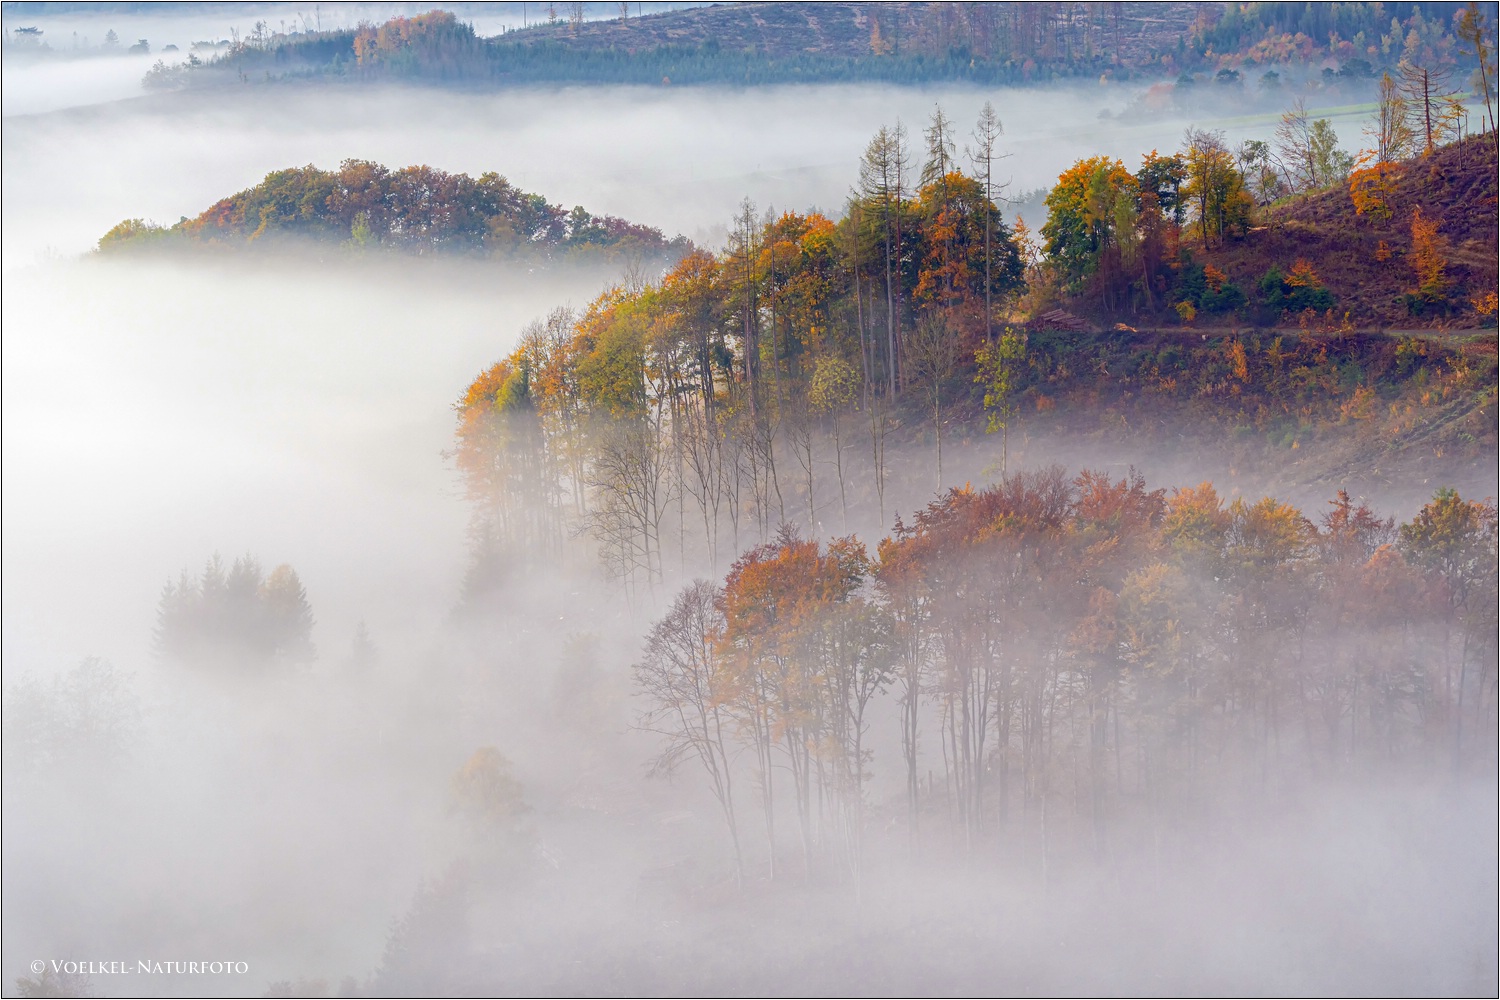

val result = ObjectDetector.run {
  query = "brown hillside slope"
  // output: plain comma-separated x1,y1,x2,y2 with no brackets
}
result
924,324,1498,519
1204,133,1498,330
502,2,1203,64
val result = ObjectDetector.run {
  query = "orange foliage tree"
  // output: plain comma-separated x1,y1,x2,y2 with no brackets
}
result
1348,153,1401,223
637,471,1498,876
1407,206,1451,309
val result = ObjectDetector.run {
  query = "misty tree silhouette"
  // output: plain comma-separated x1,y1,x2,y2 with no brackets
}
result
153,554,315,669
3,656,140,774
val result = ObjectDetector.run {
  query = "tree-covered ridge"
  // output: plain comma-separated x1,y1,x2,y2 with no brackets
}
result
635,473,1497,877
450,99,1496,604
451,105,1035,589
140,3,1491,91
1202,0,1476,69
96,159,692,264
494,0,1485,81
1026,5,1497,329
1037,124,1497,328
1205,130,1497,326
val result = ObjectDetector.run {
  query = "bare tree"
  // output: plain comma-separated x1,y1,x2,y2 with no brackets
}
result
785,375,819,534
680,400,726,571
921,103,957,189
907,311,961,491
858,122,910,396
1399,59,1457,156
1274,99,1318,191
586,418,671,600
1367,72,1416,162
1458,2,1496,141
728,198,761,416
968,101,1008,343
636,580,744,884
868,388,891,528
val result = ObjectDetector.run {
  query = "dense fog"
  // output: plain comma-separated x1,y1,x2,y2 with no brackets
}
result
4,12,1496,999
0,4,708,116
2,72,1381,664
3,74,1374,267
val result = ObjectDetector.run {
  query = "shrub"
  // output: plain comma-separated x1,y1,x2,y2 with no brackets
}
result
1179,261,1247,315
1259,263,1335,319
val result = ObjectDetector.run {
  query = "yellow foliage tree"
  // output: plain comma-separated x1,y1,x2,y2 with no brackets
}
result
1408,206,1450,300
1348,153,1400,223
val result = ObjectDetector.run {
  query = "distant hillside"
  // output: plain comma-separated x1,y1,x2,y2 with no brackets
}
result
487,2,1204,79
95,159,691,265
141,2,1483,91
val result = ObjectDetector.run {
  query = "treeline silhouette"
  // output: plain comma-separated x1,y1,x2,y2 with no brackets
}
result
148,4,1487,91
97,158,690,265
154,554,315,670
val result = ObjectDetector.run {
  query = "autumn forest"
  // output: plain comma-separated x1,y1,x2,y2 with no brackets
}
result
4,2,1498,997
444,96,1497,890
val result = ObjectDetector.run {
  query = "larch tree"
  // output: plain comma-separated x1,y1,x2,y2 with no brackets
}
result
921,104,959,310
1398,58,1457,155
1457,2,1497,142
1369,71,1417,162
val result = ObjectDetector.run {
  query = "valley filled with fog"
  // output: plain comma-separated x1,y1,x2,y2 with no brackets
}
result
3,68,1361,694
4,14,1497,999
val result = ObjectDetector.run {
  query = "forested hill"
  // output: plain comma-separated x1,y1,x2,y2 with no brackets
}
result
142,2,1483,91
94,160,692,265
481,1,1204,83
1191,131,1498,329
443,96,1497,572
1049,129,1500,330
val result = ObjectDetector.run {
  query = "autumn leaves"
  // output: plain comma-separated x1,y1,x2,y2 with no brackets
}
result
453,105,1037,597
634,472,1497,876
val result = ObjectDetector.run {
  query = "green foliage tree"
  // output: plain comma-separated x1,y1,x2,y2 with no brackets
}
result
1258,261,1336,318
96,217,170,251
1183,127,1253,247
1137,150,1187,225
974,327,1028,478
1041,155,1138,287
1179,261,1247,315
1309,119,1355,186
